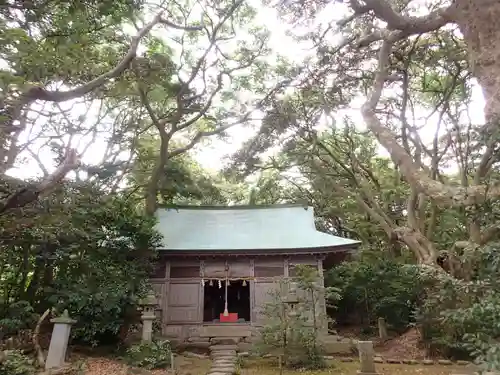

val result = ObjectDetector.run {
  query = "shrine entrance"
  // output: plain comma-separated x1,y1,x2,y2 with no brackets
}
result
203,279,250,323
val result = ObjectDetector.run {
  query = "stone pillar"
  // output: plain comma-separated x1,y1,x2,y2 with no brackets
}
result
378,318,388,341
357,341,379,375
45,310,76,370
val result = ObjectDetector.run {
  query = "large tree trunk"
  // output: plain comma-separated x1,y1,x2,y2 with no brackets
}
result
453,0,500,124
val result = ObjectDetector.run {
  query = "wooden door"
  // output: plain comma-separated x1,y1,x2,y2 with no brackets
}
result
167,281,201,323
253,281,279,324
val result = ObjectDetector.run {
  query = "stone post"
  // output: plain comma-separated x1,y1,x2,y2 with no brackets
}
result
140,291,158,343
378,317,388,341
357,341,379,375
45,310,76,370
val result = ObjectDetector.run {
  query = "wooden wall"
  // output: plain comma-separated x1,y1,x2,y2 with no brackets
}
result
149,254,326,338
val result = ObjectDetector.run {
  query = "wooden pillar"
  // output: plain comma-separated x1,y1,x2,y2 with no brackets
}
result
199,259,205,323
284,257,289,278
249,258,255,323
317,257,328,334
163,260,170,335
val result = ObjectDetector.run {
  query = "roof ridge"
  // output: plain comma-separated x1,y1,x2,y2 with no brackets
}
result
157,203,310,210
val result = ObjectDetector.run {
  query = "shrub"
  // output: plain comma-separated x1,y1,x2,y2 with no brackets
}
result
124,340,172,370
0,350,36,375
417,243,500,368
256,266,333,370
325,255,425,332
0,301,38,337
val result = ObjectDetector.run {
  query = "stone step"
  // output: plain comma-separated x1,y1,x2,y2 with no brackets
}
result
212,352,236,355
210,344,238,350
211,355,236,359
211,354,236,359
213,361,236,366
210,367,235,372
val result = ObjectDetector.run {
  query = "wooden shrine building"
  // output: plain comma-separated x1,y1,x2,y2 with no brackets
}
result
149,204,360,344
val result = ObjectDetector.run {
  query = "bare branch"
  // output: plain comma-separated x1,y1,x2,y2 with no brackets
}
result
361,36,500,207
0,148,80,215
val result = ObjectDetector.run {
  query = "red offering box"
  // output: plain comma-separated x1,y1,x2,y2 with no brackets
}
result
220,312,238,322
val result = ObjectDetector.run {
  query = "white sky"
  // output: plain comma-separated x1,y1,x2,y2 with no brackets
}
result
7,0,486,180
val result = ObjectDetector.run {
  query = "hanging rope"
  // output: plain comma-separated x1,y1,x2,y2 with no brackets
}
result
223,269,229,316
201,277,255,284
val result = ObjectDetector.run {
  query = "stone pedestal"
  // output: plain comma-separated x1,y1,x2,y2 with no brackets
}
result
141,310,155,342
357,341,379,375
45,310,76,370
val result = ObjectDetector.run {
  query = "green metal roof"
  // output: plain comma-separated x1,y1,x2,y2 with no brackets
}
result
155,204,360,251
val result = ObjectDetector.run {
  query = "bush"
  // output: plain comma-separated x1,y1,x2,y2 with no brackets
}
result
0,350,36,375
325,255,425,332
417,243,500,368
256,266,332,370
0,301,38,337
125,340,172,370
0,186,162,348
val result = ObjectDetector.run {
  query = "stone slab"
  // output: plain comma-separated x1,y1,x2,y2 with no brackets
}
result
438,359,452,365
323,341,353,354
201,325,252,338
211,337,241,345
210,345,238,350
386,358,401,364
211,368,235,373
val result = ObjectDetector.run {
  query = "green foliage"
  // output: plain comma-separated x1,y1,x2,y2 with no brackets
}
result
417,243,500,368
326,255,426,332
124,340,172,370
256,266,332,370
0,182,161,346
0,301,37,336
0,350,36,375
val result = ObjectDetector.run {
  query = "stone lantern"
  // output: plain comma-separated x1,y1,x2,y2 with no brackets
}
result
139,290,158,342
282,283,299,317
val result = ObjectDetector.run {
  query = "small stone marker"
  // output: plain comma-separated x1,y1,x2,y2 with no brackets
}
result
378,318,388,341
357,341,379,375
45,310,76,370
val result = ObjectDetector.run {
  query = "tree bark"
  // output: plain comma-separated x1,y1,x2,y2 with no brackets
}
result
452,0,500,125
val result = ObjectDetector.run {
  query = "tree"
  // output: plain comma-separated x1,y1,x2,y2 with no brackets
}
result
0,0,202,212
274,0,500,205
128,133,238,205
132,0,275,215
226,0,500,270
0,181,161,345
